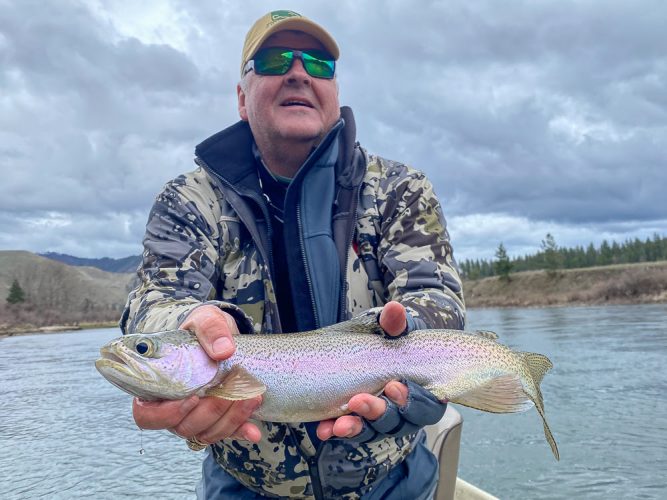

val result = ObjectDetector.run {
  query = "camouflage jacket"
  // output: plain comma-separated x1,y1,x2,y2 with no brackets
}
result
121,107,465,499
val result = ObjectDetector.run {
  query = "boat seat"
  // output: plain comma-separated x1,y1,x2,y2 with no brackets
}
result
425,405,463,500
425,408,499,500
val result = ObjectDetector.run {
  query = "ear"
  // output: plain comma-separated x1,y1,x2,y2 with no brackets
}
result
237,83,249,121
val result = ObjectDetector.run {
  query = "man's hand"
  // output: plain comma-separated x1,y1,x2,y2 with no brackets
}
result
316,301,410,440
132,305,263,445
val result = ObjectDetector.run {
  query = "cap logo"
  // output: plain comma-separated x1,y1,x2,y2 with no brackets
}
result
270,10,301,22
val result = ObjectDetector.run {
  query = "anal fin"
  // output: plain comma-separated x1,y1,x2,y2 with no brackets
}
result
450,375,533,414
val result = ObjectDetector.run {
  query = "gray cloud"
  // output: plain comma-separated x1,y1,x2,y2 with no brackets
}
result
0,0,665,260
334,0,667,227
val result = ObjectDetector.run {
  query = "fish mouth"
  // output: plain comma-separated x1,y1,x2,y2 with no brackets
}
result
95,346,147,389
98,347,127,366
96,346,135,375
95,344,188,401
95,349,160,400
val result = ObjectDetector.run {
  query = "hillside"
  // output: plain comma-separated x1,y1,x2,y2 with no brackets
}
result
463,260,667,308
2,250,666,334
40,252,142,273
0,251,136,333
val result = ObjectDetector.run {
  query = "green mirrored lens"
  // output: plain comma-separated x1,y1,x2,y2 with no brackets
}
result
254,48,293,75
302,51,335,79
252,48,335,79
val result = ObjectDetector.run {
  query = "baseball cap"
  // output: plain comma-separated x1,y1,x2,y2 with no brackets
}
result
240,10,339,76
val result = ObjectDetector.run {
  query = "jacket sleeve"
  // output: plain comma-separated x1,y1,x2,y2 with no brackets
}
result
375,161,466,330
120,169,255,335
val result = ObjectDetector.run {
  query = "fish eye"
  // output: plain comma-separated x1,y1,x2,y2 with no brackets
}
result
135,340,153,356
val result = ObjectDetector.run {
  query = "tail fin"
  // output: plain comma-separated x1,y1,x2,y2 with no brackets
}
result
535,402,560,460
521,352,559,460
523,352,553,387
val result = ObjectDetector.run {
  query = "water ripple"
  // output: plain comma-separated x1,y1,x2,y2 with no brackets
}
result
460,303,667,499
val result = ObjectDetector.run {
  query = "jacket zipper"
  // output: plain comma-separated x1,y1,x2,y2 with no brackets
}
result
283,425,325,500
296,203,320,328
338,151,363,321
307,452,325,500
296,147,364,497
288,121,345,330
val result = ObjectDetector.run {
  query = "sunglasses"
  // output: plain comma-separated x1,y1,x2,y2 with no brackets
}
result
244,47,336,79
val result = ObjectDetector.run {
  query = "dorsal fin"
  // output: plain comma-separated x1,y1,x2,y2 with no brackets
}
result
470,330,499,341
317,315,382,335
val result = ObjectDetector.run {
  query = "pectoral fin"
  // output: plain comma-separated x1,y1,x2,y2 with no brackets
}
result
205,366,266,400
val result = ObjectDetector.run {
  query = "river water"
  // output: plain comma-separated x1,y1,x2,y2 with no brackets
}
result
1,303,665,499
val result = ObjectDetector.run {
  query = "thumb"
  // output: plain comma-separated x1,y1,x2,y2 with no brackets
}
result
181,305,238,360
378,301,407,337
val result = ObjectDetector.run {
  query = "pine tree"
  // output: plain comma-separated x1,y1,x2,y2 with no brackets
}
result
494,243,513,282
6,279,26,304
599,240,613,265
541,233,562,277
585,243,597,267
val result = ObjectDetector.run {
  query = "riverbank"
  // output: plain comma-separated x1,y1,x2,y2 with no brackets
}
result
463,260,667,308
2,261,666,336
0,321,118,338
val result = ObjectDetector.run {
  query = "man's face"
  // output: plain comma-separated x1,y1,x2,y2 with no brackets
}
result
238,31,340,148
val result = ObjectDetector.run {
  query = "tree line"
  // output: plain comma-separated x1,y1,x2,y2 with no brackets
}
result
460,233,667,280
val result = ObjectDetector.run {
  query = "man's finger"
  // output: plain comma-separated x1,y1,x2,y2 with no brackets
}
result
347,393,388,421
233,422,263,443
196,421,263,445
378,301,407,336
316,419,336,441
331,415,364,438
133,396,199,430
197,397,262,443
170,396,236,439
384,380,409,407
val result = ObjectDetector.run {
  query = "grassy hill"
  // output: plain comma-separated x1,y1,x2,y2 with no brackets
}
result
2,250,665,334
0,251,136,333
39,252,142,273
464,260,667,308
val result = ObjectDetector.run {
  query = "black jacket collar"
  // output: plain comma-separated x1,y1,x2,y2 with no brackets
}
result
195,106,360,192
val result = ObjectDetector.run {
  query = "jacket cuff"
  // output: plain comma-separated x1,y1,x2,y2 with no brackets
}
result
403,306,428,331
180,301,256,334
398,379,447,426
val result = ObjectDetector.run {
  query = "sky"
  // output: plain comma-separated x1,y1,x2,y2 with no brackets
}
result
1,0,666,262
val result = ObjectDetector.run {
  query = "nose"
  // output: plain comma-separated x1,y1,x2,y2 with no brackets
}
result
285,58,311,85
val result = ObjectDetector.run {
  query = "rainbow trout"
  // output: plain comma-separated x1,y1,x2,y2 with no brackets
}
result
95,315,559,459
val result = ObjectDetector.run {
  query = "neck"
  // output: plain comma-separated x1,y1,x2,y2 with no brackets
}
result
253,119,342,177
256,140,314,178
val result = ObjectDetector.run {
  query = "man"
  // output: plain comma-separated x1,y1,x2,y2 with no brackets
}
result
121,10,465,500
